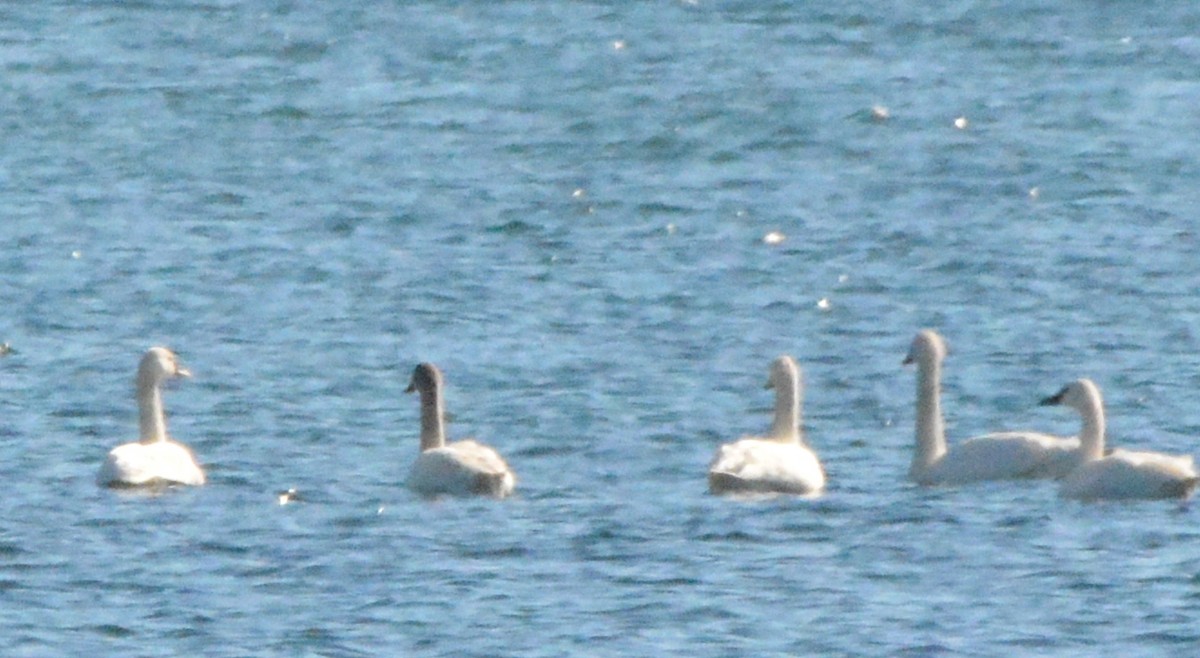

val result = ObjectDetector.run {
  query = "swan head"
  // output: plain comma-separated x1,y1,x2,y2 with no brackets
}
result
903,329,947,366
136,347,191,389
766,355,800,390
1040,378,1103,412
406,362,444,395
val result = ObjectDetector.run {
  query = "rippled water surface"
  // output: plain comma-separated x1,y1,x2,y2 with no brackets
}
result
4,2,1200,656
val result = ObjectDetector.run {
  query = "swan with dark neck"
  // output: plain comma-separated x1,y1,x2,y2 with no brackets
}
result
408,362,447,451
1044,378,1198,501
405,362,516,498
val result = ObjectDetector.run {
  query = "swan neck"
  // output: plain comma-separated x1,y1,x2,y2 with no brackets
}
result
768,372,802,442
1078,390,1106,461
137,380,168,443
913,355,947,473
417,385,446,451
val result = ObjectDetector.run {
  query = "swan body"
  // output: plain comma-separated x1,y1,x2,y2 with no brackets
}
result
405,363,516,498
1043,379,1198,501
97,347,205,488
408,441,516,498
905,330,1080,486
708,439,825,496
708,355,825,496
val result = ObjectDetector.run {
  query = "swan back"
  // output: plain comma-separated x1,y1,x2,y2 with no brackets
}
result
408,441,517,498
1061,450,1198,501
98,441,206,487
708,439,824,496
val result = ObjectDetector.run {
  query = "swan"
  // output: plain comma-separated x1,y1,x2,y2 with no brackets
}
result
707,355,826,496
1042,378,1198,501
97,347,205,488
904,329,1081,485
405,362,516,498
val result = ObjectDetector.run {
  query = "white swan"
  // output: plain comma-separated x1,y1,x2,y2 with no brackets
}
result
97,347,205,488
405,362,516,498
904,329,1080,485
708,355,826,496
1043,378,1198,501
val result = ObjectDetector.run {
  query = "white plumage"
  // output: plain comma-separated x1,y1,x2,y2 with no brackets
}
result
904,329,1080,486
97,347,205,488
708,355,825,496
1043,378,1198,501
405,363,516,498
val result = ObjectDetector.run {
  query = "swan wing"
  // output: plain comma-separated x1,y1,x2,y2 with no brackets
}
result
145,441,206,486
708,438,825,496
1032,436,1085,479
98,441,205,487
98,442,152,486
408,440,516,498
928,432,1072,484
1062,450,1198,500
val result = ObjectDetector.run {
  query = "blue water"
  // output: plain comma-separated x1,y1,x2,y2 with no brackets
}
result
4,1,1200,655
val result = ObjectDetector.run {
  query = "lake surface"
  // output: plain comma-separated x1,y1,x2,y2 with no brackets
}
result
3,1,1200,656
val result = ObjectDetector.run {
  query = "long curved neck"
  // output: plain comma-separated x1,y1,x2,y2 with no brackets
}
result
768,372,802,443
417,386,446,451
912,354,947,475
1077,388,1106,462
137,381,168,443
